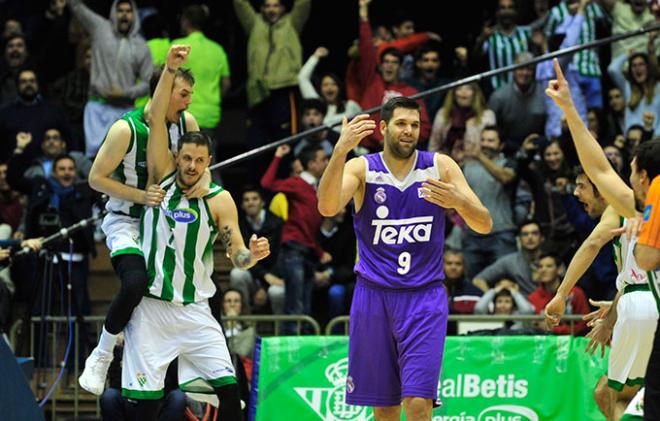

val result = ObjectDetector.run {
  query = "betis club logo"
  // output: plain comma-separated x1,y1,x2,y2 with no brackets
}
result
294,358,373,421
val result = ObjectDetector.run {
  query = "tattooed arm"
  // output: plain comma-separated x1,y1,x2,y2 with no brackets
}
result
211,191,270,269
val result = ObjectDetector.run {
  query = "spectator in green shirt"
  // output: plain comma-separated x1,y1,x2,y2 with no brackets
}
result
172,5,231,132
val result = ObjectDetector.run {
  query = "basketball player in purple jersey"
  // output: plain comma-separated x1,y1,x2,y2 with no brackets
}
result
318,96,492,421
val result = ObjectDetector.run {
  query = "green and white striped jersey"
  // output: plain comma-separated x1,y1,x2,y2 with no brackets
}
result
140,172,223,305
484,26,531,90
614,218,651,290
105,107,189,218
545,2,605,77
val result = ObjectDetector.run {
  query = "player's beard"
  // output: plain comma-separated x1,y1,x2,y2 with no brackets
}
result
386,135,416,160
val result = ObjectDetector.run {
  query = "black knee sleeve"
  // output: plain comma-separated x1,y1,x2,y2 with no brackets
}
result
132,398,161,421
214,383,243,421
105,254,148,334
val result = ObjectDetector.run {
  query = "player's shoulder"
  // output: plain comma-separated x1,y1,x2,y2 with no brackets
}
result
103,119,132,146
649,176,660,198
346,155,366,176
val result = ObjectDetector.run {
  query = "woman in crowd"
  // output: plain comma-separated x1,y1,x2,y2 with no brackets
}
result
474,279,536,330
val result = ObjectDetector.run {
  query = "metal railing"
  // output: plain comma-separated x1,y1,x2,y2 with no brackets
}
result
324,314,588,335
9,314,321,420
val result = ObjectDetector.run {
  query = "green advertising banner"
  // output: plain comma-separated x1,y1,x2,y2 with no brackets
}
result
254,336,609,421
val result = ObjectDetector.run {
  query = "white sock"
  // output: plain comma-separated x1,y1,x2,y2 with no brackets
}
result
96,326,118,353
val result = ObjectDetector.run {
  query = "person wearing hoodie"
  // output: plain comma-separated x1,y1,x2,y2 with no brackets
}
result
67,0,153,158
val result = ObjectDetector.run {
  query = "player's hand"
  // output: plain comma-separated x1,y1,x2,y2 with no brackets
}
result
583,299,612,327
335,115,376,155
184,168,211,199
167,45,191,71
15,132,32,150
584,318,612,358
314,46,329,58
143,184,166,207
609,213,644,240
421,169,467,210
275,144,291,158
544,294,566,329
545,59,574,111
249,234,270,261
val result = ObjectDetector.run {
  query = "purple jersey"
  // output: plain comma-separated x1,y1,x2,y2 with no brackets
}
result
353,151,446,289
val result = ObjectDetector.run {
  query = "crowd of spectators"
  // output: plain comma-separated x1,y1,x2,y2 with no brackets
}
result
0,0,657,382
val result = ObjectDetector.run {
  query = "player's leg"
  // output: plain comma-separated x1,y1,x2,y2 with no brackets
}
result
179,300,242,419
394,284,448,421
402,397,433,421
373,406,401,421
594,375,612,419
611,385,642,421
80,215,148,394
345,280,402,408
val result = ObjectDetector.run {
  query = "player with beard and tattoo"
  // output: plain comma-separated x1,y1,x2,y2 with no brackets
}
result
546,58,660,421
79,49,207,396
318,96,491,421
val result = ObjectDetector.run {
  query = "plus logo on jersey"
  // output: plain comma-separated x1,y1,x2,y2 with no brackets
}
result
371,206,433,245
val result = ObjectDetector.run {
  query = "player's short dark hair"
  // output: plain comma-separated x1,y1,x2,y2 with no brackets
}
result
178,131,212,154
379,47,403,64
300,98,327,117
53,154,76,169
182,5,207,29
381,96,420,124
573,165,602,197
635,138,660,181
299,144,324,170
149,65,195,97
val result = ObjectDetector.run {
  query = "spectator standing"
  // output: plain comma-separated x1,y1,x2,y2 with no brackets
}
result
608,34,660,135
357,0,431,151
602,86,626,142
19,129,92,181
610,0,657,59
472,0,531,91
231,186,285,314
260,144,329,332
488,52,547,155
474,280,536,329
428,83,494,154
233,0,311,149
528,254,589,334
0,68,72,163
0,34,30,105
545,0,607,110
461,126,518,280
472,221,546,296
172,5,231,139
67,0,153,158
298,47,362,133
293,99,339,157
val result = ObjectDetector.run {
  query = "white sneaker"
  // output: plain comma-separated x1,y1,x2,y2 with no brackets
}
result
78,347,113,395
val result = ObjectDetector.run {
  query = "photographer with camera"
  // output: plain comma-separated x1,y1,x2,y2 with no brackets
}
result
6,144,99,365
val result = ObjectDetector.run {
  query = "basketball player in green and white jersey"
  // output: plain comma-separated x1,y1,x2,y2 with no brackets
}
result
79,53,210,394
119,45,269,420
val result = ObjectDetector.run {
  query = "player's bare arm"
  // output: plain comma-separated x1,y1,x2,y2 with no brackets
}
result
89,120,163,206
422,154,493,234
318,115,375,216
211,190,270,269
637,244,660,271
546,58,635,218
545,206,620,327
147,45,190,184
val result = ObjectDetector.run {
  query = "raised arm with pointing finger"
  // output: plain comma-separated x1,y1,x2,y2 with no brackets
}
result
545,58,636,218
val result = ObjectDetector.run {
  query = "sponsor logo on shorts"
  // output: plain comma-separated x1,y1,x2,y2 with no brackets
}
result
166,208,199,224
136,371,147,387
643,205,652,222
295,357,371,421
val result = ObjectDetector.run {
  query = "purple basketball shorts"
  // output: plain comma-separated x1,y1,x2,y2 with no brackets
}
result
345,277,448,407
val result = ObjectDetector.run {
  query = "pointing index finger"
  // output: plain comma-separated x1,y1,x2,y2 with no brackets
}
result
553,58,565,82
